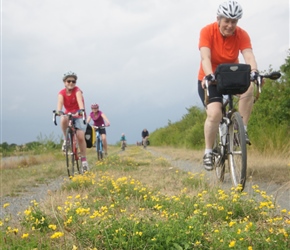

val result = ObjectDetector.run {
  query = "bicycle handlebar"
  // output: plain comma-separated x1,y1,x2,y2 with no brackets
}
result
92,125,107,130
52,110,86,126
203,70,281,105
255,71,281,94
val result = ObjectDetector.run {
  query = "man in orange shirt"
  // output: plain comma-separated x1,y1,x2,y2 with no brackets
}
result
197,0,259,170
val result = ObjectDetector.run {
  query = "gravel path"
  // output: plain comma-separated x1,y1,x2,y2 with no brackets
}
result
0,177,65,221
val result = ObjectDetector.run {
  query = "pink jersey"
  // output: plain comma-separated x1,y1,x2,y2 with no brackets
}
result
90,111,105,126
59,87,84,113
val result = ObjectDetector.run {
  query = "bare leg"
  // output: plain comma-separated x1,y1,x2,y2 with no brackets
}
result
204,102,222,150
239,83,254,126
102,134,108,154
60,116,69,138
76,130,87,158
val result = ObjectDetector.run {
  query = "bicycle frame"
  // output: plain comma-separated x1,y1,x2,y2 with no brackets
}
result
215,94,247,189
204,69,281,191
53,110,86,177
93,125,106,160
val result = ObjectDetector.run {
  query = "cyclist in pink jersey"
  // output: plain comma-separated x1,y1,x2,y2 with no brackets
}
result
56,71,89,171
87,103,111,155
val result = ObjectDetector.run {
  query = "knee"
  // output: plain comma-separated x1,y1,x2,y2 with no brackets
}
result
206,107,222,123
206,114,221,124
77,131,85,141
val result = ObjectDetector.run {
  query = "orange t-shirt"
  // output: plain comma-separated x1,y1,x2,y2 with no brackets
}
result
198,22,252,80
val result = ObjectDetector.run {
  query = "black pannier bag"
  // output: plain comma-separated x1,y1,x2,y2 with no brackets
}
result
215,63,251,95
85,124,94,148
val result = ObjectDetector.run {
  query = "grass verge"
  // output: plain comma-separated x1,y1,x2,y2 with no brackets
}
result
0,146,289,249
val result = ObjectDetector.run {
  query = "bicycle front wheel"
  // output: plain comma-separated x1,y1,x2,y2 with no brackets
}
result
65,129,75,177
97,138,103,160
228,112,247,190
213,130,226,182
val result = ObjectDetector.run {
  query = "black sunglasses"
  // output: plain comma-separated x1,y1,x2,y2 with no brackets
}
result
67,80,76,84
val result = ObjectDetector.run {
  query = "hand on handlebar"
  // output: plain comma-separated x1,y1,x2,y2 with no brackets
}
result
250,71,259,82
202,74,215,89
78,109,85,115
55,110,64,116
205,74,215,82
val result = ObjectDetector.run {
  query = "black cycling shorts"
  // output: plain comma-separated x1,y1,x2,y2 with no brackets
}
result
97,128,106,135
198,80,223,106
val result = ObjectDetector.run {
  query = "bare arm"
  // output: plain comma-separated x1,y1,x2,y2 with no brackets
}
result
200,47,213,88
200,47,213,75
241,48,258,71
101,113,110,126
57,94,64,111
76,90,85,110
86,116,92,124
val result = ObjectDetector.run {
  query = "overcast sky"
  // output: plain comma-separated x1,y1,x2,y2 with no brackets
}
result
1,0,289,145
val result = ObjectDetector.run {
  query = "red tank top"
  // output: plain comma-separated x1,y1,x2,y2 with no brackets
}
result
59,87,84,113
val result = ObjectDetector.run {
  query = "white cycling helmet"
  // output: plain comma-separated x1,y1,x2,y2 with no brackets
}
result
217,1,243,19
63,71,78,81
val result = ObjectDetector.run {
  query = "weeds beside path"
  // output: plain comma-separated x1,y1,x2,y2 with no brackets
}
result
147,146,290,211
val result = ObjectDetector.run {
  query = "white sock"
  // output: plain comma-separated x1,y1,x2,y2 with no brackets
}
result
205,149,212,154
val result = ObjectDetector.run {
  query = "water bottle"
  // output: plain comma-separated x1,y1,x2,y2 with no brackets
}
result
219,123,227,145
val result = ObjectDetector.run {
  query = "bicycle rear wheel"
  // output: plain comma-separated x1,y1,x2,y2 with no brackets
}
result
213,131,226,182
74,142,83,174
228,112,247,190
65,128,75,177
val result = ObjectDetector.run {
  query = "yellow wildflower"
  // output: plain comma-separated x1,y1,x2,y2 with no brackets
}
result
229,240,236,248
48,224,57,231
21,233,29,239
3,203,10,208
51,232,64,239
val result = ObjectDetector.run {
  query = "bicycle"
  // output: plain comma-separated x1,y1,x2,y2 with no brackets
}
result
53,110,86,177
121,140,126,151
93,125,106,160
142,137,149,149
204,65,281,191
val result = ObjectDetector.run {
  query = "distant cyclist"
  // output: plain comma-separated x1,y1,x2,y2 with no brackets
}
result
56,71,89,171
86,103,110,155
120,133,127,149
141,129,149,148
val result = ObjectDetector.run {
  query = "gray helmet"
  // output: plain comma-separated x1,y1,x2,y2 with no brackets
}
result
217,0,243,19
63,71,78,81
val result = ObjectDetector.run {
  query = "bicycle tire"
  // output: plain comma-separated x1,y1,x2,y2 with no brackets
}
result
213,130,226,182
228,112,247,190
65,128,75,177
97,138,103,160
74,141,83,175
